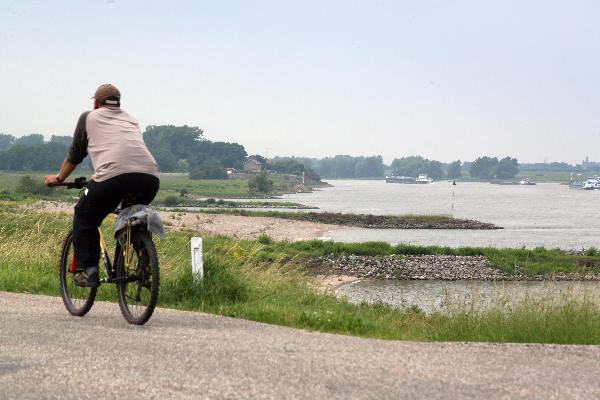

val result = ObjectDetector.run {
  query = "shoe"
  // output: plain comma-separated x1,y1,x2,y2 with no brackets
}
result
74,267,100,288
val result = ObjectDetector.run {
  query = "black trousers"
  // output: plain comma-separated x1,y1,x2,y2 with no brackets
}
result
73,173,160,268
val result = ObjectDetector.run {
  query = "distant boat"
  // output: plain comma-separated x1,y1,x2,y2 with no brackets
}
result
385,175,416,183
569,173,586,189
415,174,434,184
519,178,536,186
583,177,600,190
385,174,433,184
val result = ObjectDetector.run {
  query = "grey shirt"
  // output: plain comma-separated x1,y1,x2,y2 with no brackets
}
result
67,107,159,182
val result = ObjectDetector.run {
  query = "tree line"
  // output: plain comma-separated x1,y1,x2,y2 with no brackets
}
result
1,130,527,181
0,127,249,179
272,155,385,179
0,133,81,171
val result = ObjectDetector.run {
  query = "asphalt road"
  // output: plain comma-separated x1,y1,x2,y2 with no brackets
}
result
1,292,599,400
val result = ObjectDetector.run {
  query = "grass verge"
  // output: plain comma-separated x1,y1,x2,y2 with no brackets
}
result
1,208,599,344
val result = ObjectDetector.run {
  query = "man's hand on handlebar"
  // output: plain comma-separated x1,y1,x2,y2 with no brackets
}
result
44,175,63,187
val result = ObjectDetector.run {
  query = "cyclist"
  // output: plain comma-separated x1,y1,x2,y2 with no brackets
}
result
45,84,160,288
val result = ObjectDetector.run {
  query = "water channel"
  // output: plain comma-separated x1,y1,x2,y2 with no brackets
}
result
336,279,600,314
282,180,600,250
281,180,600,309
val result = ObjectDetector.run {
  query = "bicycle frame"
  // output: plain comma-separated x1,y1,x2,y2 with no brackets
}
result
68,217,134,285
99,229,116,282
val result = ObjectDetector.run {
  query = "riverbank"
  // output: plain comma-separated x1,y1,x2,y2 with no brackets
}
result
188,209,502,230
2,207,600,344
23,200,337,242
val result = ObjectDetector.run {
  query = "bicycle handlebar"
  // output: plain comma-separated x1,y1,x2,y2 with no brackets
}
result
54,177,88,189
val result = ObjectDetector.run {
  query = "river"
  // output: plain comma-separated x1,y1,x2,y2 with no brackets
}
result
282,180,600,250
336,279,600,314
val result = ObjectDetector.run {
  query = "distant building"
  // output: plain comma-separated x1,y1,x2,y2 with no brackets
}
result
243,158,262,173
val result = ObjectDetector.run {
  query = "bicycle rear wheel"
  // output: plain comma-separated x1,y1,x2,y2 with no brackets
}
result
59,231,97,316
116,230,159,325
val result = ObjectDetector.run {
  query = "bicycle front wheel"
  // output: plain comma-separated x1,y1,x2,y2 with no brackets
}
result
116,230,159,325
59,231,97,316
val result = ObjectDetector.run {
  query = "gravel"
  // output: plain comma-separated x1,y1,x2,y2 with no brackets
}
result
316,254,600,281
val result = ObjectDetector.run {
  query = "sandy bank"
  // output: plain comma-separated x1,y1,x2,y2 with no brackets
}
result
25,201,339,242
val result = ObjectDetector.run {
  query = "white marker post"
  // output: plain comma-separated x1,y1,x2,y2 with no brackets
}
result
191,237,203,283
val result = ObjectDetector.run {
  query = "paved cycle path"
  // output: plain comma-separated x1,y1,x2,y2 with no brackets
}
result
1,291,599,400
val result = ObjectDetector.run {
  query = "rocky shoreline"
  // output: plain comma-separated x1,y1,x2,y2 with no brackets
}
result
301,213,501,229
316,254,600,281
193,210,502,230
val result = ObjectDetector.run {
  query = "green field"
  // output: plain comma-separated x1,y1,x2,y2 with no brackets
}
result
0,170,307,202
1,206,599,344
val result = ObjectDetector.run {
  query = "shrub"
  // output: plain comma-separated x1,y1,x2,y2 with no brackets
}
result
163,195,181,207
16,175,52,195
258,234,273,244
248,172,273,193
189,160,227,180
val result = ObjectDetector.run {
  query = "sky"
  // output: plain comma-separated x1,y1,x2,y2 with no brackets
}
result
0,0,599,164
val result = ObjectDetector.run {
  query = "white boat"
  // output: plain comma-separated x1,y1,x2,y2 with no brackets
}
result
583,177,600,190
415,174,434,184
519,178,536,186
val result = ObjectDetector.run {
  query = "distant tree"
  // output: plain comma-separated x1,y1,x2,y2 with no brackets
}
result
50,135,72,146
14,134,44,146
423,160,443,180
143,125,204,171
144,125,203,161
390,156,442,179
248,154,268,168
354,156,384,178
193,141,247,170
268,157,321,181
189,159,227,180
391,156,425,177
447,160,462,179
248,172,273,193
0,142,69,171
494,157,519,179
469,156,499,179
0,133,15,151
176,159,190,172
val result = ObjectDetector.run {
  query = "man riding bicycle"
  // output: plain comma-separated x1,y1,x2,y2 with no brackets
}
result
45,84,160,288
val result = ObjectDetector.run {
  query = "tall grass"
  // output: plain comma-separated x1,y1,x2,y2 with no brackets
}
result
1,208,599,343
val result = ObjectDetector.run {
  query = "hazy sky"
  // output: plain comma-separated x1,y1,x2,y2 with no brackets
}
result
1,0,599,164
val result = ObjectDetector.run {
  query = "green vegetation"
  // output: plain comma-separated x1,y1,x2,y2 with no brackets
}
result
241,240,600,277
1,208,599,344
143,125,247,173
155,173,304,199
248,171,274,193
0,171,311,201
273,155,384,179
470,156,519,180
391,156,444,180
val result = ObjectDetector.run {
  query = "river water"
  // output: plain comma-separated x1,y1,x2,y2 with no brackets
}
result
336,279,600,314
282,180,600,250
281,180,600,309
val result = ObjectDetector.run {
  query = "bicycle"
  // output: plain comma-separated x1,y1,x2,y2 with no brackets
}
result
57,177,161,325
